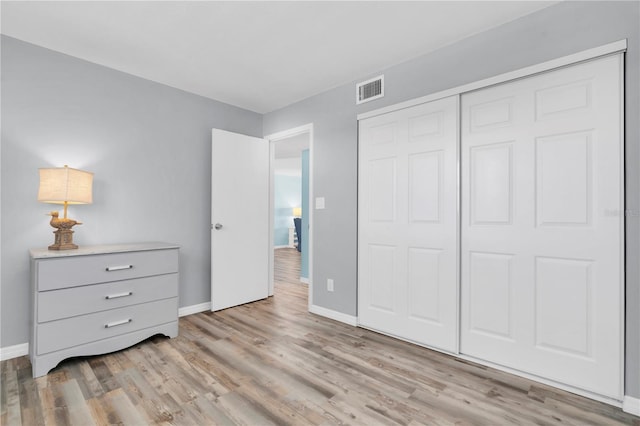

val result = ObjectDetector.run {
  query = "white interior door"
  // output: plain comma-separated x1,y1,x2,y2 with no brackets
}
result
211,128,269,311
358,96,458,353
460,54,623,399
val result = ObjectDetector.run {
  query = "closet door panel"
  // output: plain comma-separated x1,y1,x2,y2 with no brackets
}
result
461,54,623,399
359,96,458,352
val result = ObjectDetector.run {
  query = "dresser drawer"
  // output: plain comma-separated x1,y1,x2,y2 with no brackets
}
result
37,249,179,291
38,273,178,322
36,297,178,355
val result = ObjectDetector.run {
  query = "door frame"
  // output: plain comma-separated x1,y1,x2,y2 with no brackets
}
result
265,123,314,309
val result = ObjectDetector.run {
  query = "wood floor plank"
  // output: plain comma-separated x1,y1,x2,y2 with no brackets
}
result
58,380,94,425
2,361,22,426
45,379,71,425
1,248,638,425
85,396,115,425
191,393,237,426
215,391,280,426
74,361,105,399
104,387,151,425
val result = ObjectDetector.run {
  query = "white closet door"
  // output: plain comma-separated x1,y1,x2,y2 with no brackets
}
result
461,55,623,399
358,96,458,352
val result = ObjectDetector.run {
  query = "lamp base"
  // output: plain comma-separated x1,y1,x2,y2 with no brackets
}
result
49,229,78,250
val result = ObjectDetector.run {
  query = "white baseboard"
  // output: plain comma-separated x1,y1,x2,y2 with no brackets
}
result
623,395,640,416
0,342,29,361
178,302,211,317
274,245,290,249
309,304,357,326
300,277,309,284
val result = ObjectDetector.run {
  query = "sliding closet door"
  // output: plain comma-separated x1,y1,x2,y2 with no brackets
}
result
358,96,458,352
460,55,623,398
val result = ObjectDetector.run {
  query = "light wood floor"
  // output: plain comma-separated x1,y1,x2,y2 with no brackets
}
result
2,247,638,425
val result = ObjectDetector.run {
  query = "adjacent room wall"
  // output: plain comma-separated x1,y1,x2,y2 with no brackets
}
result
273,174,301,247
301,149,309,280
1,36,262,348
262,1,640,397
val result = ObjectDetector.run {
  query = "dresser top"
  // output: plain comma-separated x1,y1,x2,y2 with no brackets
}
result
30,242,179,259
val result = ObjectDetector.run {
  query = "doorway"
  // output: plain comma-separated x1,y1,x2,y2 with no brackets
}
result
266,124,313,308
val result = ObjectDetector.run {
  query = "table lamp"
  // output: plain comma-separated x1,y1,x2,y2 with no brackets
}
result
38,165,93,250
293,207,302,218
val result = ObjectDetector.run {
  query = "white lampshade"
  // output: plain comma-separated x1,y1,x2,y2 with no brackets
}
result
293,207,302,217
38,165,93,205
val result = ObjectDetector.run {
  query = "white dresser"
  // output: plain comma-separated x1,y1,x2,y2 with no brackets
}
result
29,242,179,377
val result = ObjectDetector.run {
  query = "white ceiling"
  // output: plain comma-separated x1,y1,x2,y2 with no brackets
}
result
1,1,556,114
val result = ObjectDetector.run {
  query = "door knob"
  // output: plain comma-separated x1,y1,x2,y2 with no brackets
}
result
214,223,223,230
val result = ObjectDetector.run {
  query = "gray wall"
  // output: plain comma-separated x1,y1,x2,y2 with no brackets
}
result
1,36,262,347
263,1,640,397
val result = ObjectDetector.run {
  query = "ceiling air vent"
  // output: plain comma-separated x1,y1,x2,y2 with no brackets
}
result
356,75,384,104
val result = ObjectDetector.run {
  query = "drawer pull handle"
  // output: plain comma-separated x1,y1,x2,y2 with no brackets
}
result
106,265,133,272
105,319,132,329
105,291,133,300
